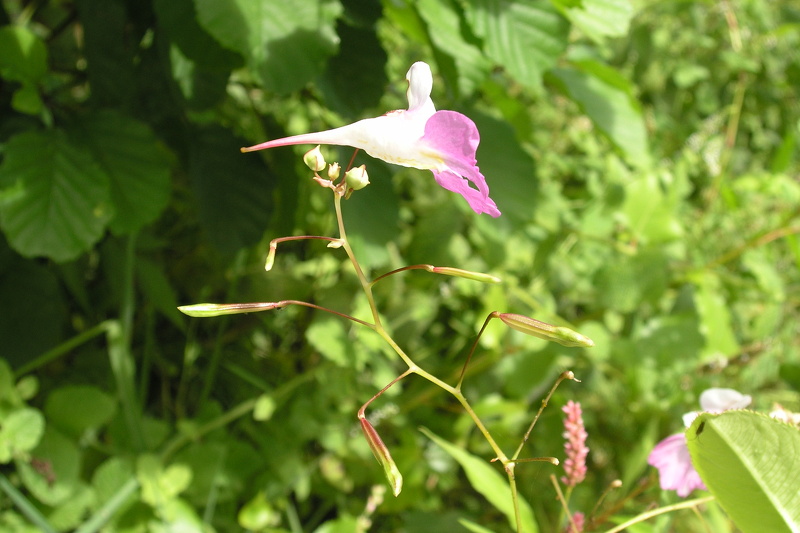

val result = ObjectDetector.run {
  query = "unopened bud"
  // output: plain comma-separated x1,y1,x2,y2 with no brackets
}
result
345,165,370,190
430,266,501,284
327,162,341,180
178,301,285,317
303,146,326,172
497,313,595,348
360,418,402,496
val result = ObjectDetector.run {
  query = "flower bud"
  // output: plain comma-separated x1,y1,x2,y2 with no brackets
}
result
497,313,595,348
345,164,370,190
360,418,402,496
178,302,285,317
327,162,341,180
303,146,326,172
430,266,501,284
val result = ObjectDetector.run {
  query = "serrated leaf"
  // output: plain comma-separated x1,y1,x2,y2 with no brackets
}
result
554,0,634,43
551,65,650,167
465,0,568,90
421,427,538,533
687,411,800,533
0,130,113,262
71,110,173,235
417,0,491,97
187,125,274,253
194,0,342,93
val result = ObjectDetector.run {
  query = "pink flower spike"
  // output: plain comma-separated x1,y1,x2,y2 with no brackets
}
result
647,433,706,497
561,400,589,487
240,62,501,217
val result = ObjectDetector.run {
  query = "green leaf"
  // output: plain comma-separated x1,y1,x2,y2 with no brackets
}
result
137,455,193,506
0,408,44,463
687,411,800,533
71,110,173,235
44,386,116,439
194,0,342,93
551,65,650,167
0,25,47,84
0,130,112,262
553,0,634,43
465,0,568,90
420,427,538,533
621,172,683,242
187,124,275,253
417,0,491,97
694,273,740,360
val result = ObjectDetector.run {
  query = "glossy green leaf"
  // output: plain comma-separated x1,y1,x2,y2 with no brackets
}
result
421,427,538,533
687,411,800,533
465,0,568,90
194,0,342,93
0,130,112,262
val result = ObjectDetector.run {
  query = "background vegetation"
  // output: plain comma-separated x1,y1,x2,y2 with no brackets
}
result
0,0,798,531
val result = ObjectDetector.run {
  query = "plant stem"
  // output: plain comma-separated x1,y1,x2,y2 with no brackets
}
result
603,496,715,533
0,473,57,533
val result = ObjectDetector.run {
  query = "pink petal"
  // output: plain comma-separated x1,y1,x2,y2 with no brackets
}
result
648,433,706,497
422,111,500,217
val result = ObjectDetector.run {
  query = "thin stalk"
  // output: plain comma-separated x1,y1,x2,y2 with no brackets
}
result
603,496,715,533
107,234,145,452
74,478,139,533
0,473,56,533
14,320,114,378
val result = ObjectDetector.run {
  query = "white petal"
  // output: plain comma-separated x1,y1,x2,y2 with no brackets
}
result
699,388,751,412
406,62,435,116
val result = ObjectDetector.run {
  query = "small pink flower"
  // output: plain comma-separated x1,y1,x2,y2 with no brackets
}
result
561,400,589,487
649,388,751,497
647,433,706,497
241,62,500,217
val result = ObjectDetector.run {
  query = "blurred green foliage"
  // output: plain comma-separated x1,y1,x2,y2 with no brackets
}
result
0,0,798,531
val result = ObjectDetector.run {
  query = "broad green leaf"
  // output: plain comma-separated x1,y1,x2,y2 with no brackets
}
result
71,110,173,235
420,427,538,533
687,411,800,533
417,0,491,97
465,0,568,90
239,491,281,530
137,454,193,506
194,0,342,93
0,130,113,262
0,25,47,84
44,385,116,439
551,65,650,167
187,124,275,252
0,408,44,463
553,0,634,43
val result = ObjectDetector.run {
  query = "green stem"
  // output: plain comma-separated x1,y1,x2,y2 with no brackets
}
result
107,234,145,452
74,478,139,533
0,472,57,533
14,320,114,378
603,496,715,533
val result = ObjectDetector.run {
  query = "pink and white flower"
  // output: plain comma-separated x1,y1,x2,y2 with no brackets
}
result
241,62,501,217
648,388,751,497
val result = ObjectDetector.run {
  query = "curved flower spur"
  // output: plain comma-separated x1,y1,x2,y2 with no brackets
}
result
241,62,501,217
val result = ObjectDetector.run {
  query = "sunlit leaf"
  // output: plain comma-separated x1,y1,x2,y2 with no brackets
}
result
687,411,800,533
0,130,113,262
